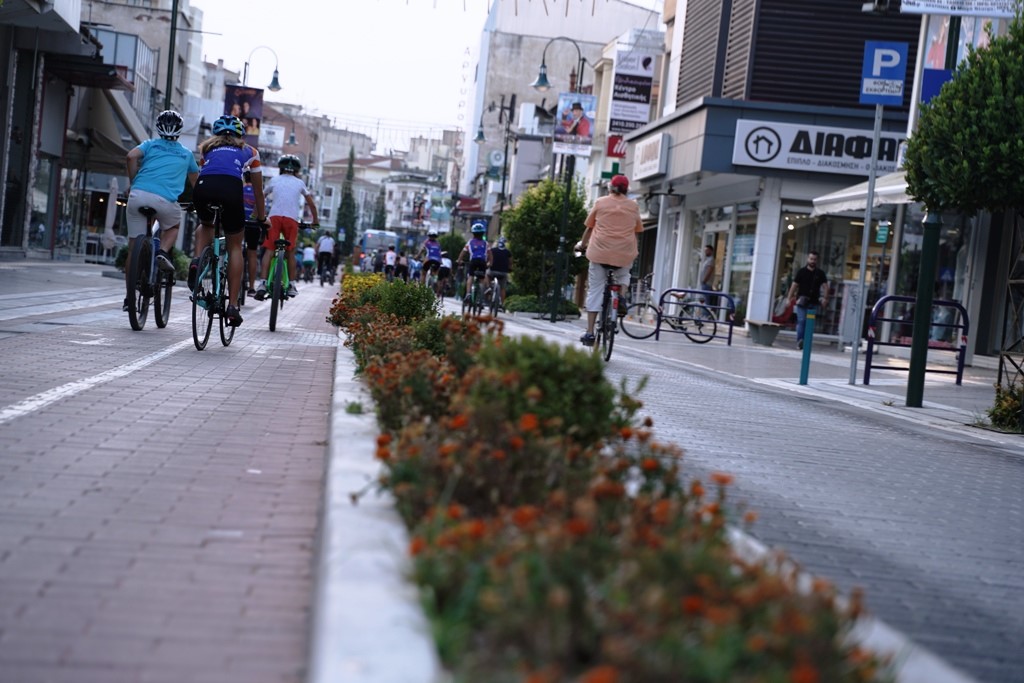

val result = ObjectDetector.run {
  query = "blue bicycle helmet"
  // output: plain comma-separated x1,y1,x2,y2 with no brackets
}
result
212,115,245,138
471,222,486,235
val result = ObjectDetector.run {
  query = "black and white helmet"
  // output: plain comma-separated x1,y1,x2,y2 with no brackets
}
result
155,110,184,140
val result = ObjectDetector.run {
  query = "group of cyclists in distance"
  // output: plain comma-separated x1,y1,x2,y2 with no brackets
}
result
127,109,637,343
124,110,331,329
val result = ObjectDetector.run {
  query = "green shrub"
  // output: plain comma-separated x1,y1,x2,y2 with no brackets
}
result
372,279,440,322
412,316,448,357
987,381,1022,431
467,336,616,447
505,294,579,317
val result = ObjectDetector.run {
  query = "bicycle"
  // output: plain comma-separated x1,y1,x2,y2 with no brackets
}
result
191,203,236,350
125,205,174,331
590,263,623,362
620,285,718,343
263,235,293,332
319,257,335,287
461,266,486,318
483,273,506,317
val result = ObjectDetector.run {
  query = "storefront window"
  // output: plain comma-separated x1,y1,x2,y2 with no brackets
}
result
728,203,757,323
892,206,973,344
29,157,55,249
774,210,895,337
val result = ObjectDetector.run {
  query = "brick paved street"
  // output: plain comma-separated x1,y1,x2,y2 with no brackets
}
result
0,261,338,683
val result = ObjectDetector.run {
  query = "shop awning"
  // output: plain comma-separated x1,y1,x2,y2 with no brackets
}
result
46,55,134,91
63,88,136,175
811,170,914,216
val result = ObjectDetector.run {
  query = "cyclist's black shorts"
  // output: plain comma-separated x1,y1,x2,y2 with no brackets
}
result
437,266,451,279
317,252,333,270
244,220,264,250
424,259,441,273
486,270,508,283
468,258,487,278
193,175,244,235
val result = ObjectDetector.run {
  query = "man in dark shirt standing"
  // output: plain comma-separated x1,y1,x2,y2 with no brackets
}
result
786,250,829,349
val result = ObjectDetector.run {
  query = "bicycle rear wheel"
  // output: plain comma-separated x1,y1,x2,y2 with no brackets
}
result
595,296,614,362
154,268,173,328
191,248,214,350
269,258,283,332
127,239,151,331
218,261,235,346
620,303,659,339
680,303,717,343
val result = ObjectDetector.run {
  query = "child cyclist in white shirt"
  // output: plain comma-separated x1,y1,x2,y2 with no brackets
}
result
255,154,318,299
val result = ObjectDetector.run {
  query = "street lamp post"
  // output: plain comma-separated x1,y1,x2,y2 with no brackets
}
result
530,36,590,323
243,46,282,92
474,94,516,217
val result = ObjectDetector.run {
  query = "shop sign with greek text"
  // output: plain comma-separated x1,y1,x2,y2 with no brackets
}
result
900,0,1016,16
731,120,906,176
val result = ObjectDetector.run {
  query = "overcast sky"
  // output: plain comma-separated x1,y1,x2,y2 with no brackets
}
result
193,0,492,147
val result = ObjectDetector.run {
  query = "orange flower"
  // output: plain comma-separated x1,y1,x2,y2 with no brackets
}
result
641,457,660,472
746,633,768,653
438,443,458,457
447,504,465,520
512,505,541,528
519,413,539,431
651,499,672,525
376,433,392,446
744,510,759,524
492,448,507,461
681,595,704,615
465,519,487,539
409,537,427,556
591,480,626,499
690,480,705,498
508,435,525,451
711,472,734,486
789,662,820,683
619,426,634,440
580,665,619,683
565,517,591,537
449,413,469,430
375,446,391,461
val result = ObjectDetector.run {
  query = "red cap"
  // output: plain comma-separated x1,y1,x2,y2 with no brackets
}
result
610,174,629,192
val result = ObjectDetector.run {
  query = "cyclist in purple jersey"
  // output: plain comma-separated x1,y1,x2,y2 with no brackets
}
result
190,115,266,327
457,222,490,281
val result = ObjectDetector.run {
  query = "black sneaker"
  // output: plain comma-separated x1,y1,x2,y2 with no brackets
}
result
247,287,257,297
797,338,804,350
580,333,596,347
225,304,243,327
156,249,174,272
187,258,198,290
254,281,267,301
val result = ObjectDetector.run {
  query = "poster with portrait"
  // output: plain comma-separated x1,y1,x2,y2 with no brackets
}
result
223,85,264,148
552,92,596,158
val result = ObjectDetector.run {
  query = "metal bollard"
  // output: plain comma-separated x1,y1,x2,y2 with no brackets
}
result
799,307,816,385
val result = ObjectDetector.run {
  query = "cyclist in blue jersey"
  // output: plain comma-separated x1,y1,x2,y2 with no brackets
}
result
457,222,490,295
418,231,443,291
190,115,266,327
124,110,199,311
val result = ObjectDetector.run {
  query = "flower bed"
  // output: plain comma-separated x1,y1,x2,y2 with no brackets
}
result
328,274,893,683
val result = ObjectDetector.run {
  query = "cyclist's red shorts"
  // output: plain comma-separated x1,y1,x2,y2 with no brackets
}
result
263,216,299,251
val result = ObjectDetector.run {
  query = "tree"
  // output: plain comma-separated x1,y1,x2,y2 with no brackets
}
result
335,147,359,256
904,10,1024,214
501,177,588,297
373,186,387,230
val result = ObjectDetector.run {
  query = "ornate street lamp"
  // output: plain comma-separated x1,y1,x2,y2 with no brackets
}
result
531,36,591,323
243,46,282,92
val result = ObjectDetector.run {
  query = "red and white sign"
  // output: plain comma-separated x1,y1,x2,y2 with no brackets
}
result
607,135,627,159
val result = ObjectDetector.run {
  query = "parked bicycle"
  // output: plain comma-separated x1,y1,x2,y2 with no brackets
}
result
620,284,717,343
125,205,174,331
191,203,236,350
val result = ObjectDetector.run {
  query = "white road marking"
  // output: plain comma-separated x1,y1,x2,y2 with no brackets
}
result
0,338,193,425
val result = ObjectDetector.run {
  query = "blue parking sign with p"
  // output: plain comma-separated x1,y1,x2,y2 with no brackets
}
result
861,41,908,106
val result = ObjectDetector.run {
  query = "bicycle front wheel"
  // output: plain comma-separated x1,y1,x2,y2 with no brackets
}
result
620,303,659,339
127,239,151,331
680,303,717,343
192,248,214,350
